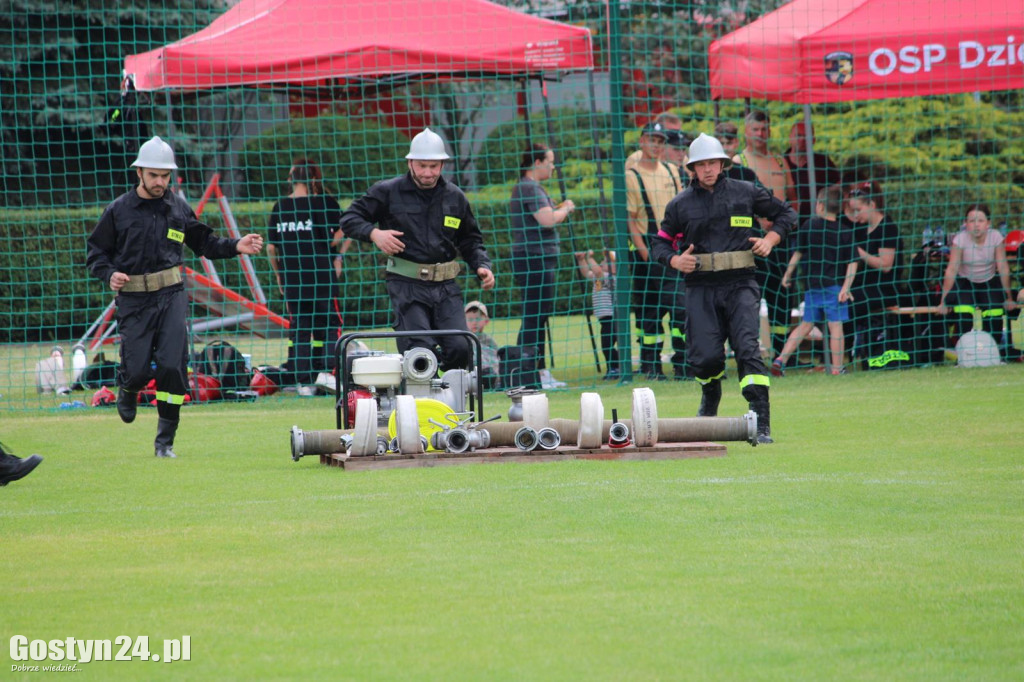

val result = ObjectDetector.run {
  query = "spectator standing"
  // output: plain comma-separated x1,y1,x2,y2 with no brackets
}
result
937,204,1017,358
653,133,797,444
86,136,264,458
340,128,494,370
508,143,574,389
575,249,622,380
772,185,858,375
733,110,798,358
663,129,692,171
715,121,759,185
846,181,907,369
626,112,685,171
267,158,343,391
784,121,842,226
626,122,688,380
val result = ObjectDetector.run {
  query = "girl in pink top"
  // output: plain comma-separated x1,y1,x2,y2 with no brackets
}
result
937,204,1017,357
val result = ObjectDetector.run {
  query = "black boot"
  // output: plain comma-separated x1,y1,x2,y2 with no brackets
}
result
0,445,43,486
155,418,179,458
697,380,722,417
117,387,137,424
750,400,773,444
641,346,666,381
741,384,773,444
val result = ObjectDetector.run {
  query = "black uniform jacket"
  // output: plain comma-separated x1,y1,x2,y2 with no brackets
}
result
86,189,239,287
340,172,492,273
651,175,797,286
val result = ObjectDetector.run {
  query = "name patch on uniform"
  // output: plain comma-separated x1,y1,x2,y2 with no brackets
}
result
730,216,753,228
167,228,185,243
443,216,461,229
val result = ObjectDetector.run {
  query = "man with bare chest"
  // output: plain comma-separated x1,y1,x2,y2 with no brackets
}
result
732,110,797,359
733,110,796,205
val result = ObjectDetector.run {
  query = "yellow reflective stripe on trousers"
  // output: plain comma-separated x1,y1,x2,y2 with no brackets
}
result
639,334,663,345
980,308,1004,318
739,374,770,388
952,305,975,315
867,349,910,368
155,391,186,405
311,340,325,348
769,325,789,334
670,328,685,340
696,370,726,385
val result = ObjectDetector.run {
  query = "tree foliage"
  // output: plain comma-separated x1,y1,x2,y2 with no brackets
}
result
0,0,229,208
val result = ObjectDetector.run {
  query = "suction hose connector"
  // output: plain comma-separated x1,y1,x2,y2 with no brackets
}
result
536,427,561,450
608,422,630,448
514,426,539,451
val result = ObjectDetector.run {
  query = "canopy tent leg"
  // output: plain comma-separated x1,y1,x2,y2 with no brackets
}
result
540,76,601,373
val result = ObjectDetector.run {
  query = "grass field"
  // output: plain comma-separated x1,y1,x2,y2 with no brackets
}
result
2,361,1023,680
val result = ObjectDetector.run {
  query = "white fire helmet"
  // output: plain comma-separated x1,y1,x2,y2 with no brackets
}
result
131,136,178,170
686,133,733,172
405,128,450,161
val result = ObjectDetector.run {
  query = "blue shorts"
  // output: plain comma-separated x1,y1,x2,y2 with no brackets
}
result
803,286,849,323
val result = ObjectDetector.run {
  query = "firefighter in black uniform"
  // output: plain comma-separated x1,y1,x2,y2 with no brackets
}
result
651,134,797,444
340,128,494,370
86,136,264,458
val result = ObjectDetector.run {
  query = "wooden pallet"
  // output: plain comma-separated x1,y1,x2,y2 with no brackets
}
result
320,442,727,471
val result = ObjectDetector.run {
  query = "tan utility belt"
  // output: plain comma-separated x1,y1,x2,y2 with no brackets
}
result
386,257,461,282
119,266,182,293
693,250,755,272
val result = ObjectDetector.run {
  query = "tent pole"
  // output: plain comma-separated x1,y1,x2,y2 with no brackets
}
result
605,0,633,382
540,76,602,373
522,78,533,147
586,70,611,244
164,90,175,140
803,104,817,216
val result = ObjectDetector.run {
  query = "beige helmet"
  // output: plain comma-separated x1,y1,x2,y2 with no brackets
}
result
405,128,450,161
131,136,178,170
686,133,733,172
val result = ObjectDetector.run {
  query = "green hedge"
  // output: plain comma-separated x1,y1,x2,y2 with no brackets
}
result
475,106,614,187
4,175,1021,344
238,116,410,200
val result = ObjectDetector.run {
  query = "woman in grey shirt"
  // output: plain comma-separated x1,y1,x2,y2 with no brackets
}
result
509,143,575,385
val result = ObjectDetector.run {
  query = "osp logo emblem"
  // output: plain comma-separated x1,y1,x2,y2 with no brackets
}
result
825,51,854,85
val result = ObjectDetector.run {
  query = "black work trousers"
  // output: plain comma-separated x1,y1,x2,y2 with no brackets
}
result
685,277,768,383
386,275,471,371
284,283,338,384
631,253,687,371
116,286,188,422
511,253,556,366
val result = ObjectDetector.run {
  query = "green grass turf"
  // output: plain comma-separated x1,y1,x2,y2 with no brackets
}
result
2,364,1022,680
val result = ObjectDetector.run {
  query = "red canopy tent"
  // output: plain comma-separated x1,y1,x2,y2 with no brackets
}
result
709,0,1024,103
124,0,594,92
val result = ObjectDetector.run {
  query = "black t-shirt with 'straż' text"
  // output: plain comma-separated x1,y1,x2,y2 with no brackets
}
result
268,195,340,288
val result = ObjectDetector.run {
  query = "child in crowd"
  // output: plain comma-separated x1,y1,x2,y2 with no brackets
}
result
464,300,501,388
937,203,1017,360
575,249,621,379
772,185,858,375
